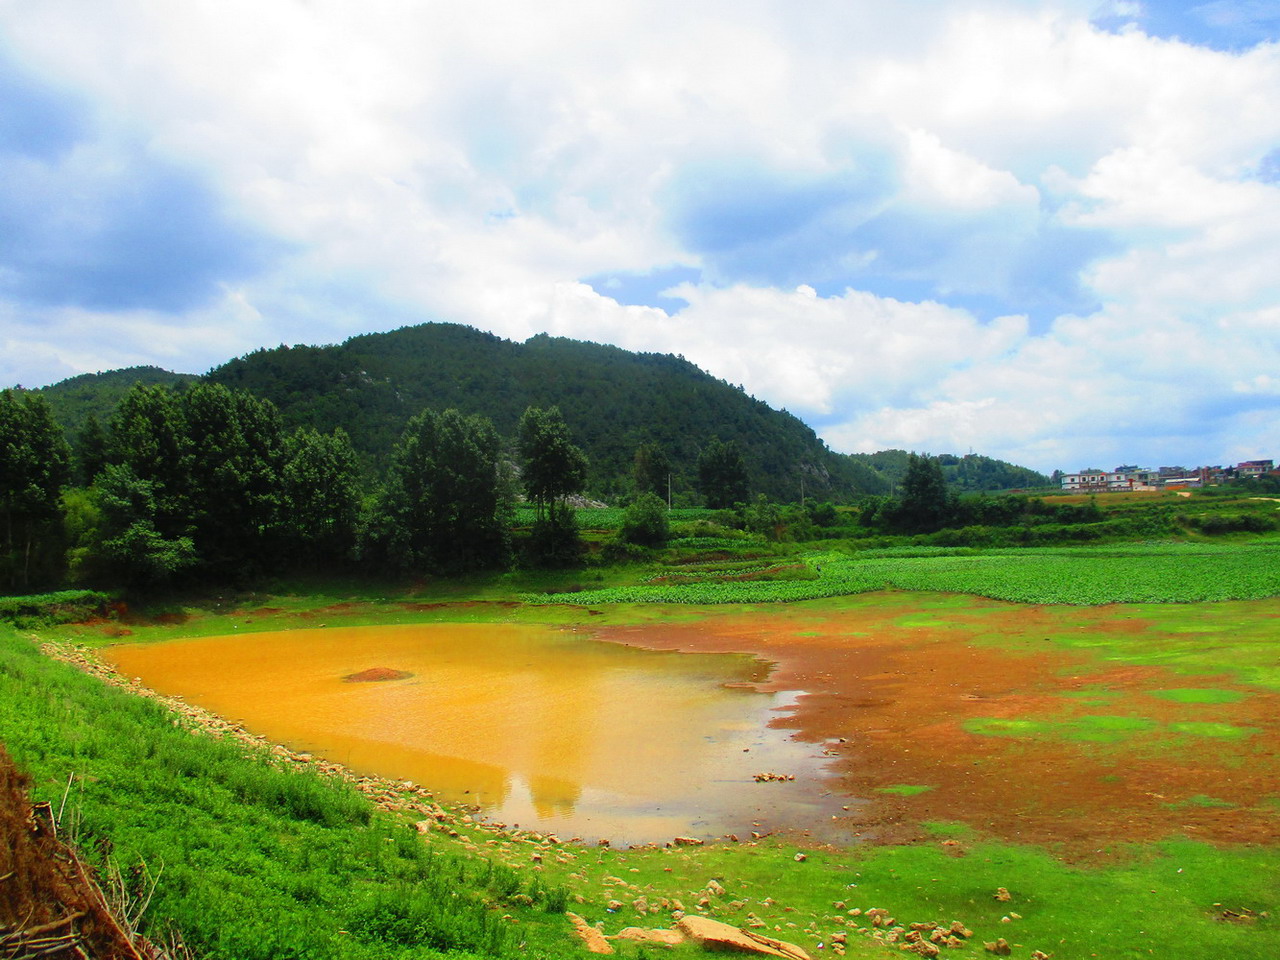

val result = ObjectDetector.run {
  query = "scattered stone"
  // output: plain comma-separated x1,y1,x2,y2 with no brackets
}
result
984,938,1012,956
707,880,726,896
754,772,796,782
674,836,704,846
676,916,811,960
995,887,1012,902
908,942,941,958
1031,952,1052,959
567,913,613,954
793,853,807,862
607,900,624,912
948,921,972,939
610,927,686,947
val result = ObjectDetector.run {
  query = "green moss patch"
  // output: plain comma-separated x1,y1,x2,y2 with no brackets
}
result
1168,721,1257,739
876,783,935,796
1151,688,1247,705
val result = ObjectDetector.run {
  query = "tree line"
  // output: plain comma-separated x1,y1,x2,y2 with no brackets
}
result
1,383,763,592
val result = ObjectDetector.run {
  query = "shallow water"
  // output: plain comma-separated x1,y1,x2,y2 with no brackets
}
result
103,623,844,844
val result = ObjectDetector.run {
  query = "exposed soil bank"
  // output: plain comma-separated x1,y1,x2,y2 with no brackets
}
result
591,593,1280,856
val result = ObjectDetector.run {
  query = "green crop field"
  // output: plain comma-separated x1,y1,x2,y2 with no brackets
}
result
530,541,1280,605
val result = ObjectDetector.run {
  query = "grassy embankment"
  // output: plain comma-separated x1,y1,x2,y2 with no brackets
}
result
4,508,1280,959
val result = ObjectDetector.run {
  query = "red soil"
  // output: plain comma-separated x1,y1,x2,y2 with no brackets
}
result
343,667,414,682
0,747,154,959
593,597,1280,858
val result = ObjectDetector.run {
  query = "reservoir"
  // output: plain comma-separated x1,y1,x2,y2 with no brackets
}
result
102,623,843,844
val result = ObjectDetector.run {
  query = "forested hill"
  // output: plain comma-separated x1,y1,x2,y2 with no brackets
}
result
40,366,198,435
203,323,884,501
850,449,1051,494
33,322,1050,500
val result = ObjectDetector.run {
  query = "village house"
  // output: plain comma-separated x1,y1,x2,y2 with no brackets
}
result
1060,460,1273,492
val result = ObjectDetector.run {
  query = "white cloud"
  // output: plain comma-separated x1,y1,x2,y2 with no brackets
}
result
1,1,1279,473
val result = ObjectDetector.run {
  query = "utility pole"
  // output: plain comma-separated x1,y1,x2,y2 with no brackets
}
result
667,472,672,509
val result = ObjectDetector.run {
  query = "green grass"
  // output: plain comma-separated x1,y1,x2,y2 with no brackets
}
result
875,784,935,796
1151,688,1248,705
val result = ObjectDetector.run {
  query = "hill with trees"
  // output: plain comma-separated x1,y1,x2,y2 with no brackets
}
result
32,323,1049,501
202,323,884,501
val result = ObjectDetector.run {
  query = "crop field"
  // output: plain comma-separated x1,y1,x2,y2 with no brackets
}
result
532,541,1280,605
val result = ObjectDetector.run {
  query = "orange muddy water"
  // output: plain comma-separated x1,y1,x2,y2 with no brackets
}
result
101,595,1280,856
102,623,846,845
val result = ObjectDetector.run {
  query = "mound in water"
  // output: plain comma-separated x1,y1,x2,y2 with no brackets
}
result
343,667,414,682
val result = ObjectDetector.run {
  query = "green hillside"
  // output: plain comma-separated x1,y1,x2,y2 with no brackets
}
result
39,366,198,436
204,323,885,500
32,323,1048,501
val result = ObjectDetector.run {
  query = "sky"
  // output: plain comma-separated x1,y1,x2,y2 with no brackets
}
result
2,1,1279,474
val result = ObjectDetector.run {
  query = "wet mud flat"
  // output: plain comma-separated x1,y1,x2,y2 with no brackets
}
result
595,593,1280,856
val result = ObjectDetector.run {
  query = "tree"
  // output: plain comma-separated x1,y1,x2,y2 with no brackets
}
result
697,438,749,509
74,414,109,485
885,453,954,533
106,383,192,546
619,492,670,548
180,383,286,574
280,427,362,567
517,406,588,518
377,409,509,572
94,463,198,588
518,406,588,565
632,442,671,499
0,390,71,589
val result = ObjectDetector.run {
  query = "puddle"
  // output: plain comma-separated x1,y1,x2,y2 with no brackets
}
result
102,623,845,845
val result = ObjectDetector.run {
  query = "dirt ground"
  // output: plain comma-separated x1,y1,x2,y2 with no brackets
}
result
592,596,1280,858
0,747,154,960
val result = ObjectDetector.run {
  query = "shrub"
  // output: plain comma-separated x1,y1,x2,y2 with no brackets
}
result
619,493,670,547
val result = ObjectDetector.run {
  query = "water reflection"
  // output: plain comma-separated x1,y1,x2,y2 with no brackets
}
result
103,623,843,844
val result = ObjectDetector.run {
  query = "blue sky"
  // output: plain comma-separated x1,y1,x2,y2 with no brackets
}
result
1,0,1279,474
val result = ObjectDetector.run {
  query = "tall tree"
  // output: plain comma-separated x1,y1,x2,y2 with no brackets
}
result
281,427,362,567
697,438,749,509
377,409,509,572
517,406,588,520
95,463,198,588
107,383,191,544
0,390,71,589
632,442,672,499
518,406,588,565
74,413,109,485
888,453,954,533
181,383,286,574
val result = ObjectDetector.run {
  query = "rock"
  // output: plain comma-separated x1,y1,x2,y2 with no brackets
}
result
607,900,624,912
677,916,812,960
984,938,1012,956
909,942,941,958
567,913,614,954
611,927,686,947
633,897,650,914
948,921,972,939
674,836,704,846
793,853,807,862
707,880,726,896
995,887,1012,902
